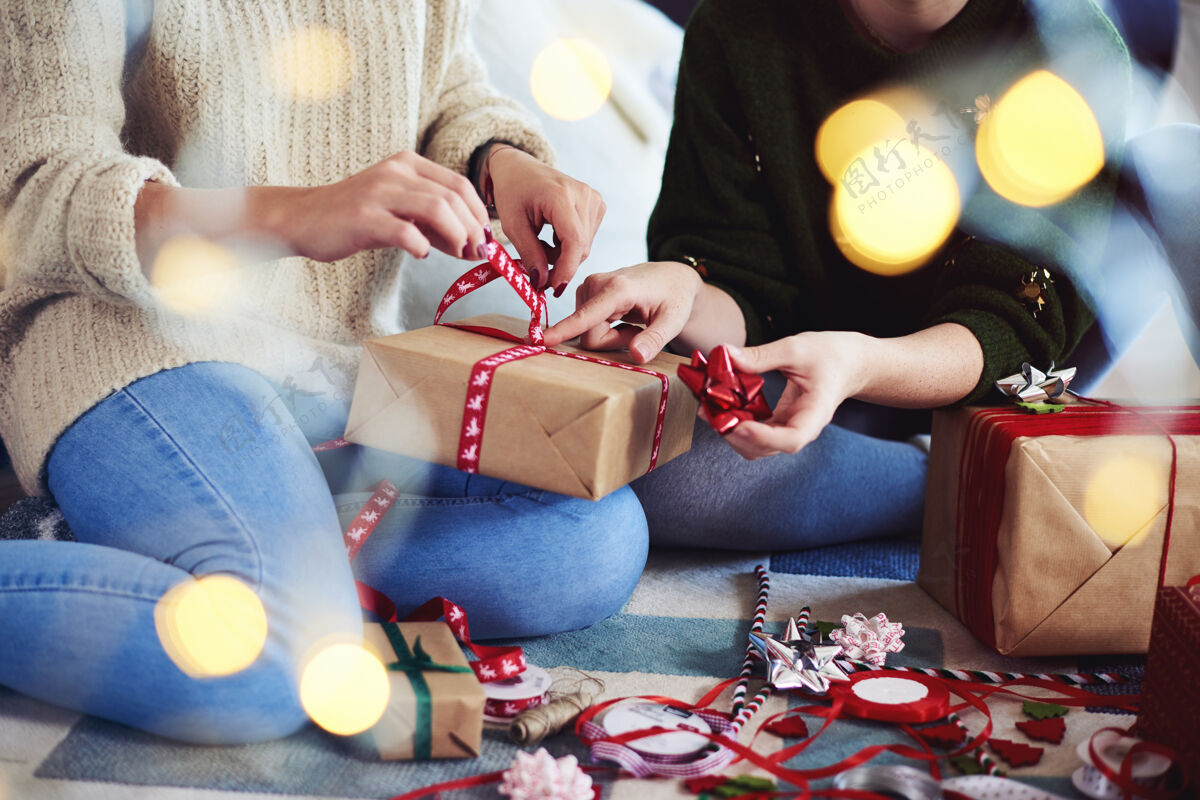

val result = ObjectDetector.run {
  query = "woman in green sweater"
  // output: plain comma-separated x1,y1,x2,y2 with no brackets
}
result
546,0,1129,547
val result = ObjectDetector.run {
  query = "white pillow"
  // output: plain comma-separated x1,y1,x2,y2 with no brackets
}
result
396,0,683,329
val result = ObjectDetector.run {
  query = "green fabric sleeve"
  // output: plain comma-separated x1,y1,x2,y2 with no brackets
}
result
646,5,791,347
925,2,1131,404
926,237,1096,404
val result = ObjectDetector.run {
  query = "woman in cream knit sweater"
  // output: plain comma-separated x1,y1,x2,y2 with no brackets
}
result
0,0,646,743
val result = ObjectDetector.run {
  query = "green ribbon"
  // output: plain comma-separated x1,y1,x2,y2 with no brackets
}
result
381,623,472,760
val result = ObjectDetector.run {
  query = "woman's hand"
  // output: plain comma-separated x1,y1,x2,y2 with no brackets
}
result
263,151,490,263
486,146,605,293
543,261,704,363
720,332,869,460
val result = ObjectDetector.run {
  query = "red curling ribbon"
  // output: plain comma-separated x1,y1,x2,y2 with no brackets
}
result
434,236,668,477
389,671,1148,800
1086,727,1189,800
677,345,771,434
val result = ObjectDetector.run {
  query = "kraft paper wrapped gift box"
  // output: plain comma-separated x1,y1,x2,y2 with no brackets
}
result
918,405,1200,656
344,314,698,500
1137,578,1200,777
362,621,486,760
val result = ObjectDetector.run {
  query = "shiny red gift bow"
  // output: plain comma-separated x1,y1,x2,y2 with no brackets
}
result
678,345,772,434
311,441,526,684
434,236,668,476
954,402,1200,649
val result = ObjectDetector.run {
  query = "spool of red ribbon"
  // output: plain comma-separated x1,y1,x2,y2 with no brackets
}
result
677,345,771,434
828,672,952,724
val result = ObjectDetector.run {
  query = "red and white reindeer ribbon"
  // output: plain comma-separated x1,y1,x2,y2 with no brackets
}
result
434,235,669,477
312,439,526,685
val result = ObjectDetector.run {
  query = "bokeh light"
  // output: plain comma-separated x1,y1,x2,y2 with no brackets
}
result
299,642,390,736
1083,449,1169,549
530,38,613,122
269,26,356,102
150,235,241,315
154,575,268,678
815,95,910,183
976,70,1104,207
829,138,961,275
816,90,962,276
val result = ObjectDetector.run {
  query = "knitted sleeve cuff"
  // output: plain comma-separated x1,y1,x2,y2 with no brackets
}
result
423,103,556,179
66,154,179,305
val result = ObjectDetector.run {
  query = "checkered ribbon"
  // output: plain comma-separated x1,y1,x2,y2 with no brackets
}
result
579,707,738,779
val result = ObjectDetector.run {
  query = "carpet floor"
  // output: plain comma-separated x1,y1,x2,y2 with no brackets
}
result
0,545,1139,800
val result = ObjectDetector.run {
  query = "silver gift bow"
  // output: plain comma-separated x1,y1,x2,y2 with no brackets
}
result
995,362,1076,403
747,617,849,694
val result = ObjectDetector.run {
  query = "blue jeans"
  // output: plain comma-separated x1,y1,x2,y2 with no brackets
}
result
633,381,928,549
0,362,647,743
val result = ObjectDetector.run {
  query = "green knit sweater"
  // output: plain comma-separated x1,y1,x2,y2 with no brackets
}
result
649,0,1130,403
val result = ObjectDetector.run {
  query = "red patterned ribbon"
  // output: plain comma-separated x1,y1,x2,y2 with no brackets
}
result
677,345,771,434
484,694,545,720
433,236,668,477
402,596,526,684
341,479,397,561
312,437,352,452
312,439,527,684
954,404,1200,648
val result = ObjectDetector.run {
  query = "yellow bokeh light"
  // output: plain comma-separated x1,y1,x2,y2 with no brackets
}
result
976,70,1104,207
530,38,613,122
154,575,268,678
269,26,356,102
150,235,241,315
299,642,390,736
814,90,924,183
829,138,961,275
1083,452,1169,549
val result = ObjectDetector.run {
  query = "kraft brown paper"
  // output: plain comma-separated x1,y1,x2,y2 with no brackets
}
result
344,314,698,500
919,407,1200,656
362,621,485,760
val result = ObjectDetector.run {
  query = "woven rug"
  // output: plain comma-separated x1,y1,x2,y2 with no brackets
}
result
0,546,1139,800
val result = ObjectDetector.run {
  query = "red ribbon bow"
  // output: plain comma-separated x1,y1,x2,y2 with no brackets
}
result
677,345,771,434
435,234,669,476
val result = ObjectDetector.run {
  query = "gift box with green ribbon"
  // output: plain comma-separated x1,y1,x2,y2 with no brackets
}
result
363,621,486,759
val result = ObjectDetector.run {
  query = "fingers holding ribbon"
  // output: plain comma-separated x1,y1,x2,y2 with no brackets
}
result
486,145,605,295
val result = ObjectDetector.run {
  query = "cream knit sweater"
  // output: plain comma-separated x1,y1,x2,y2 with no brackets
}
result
0,0,554,494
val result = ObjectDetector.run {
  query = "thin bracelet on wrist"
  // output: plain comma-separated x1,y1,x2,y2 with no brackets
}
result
470,140,525,219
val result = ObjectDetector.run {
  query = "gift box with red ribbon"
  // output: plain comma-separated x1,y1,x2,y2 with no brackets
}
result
918,405,1200,656
1137,577,1200,776
343,238,698,500
362,621,486,760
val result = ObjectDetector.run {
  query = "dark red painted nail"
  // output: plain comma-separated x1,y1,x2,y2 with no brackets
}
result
553,282,568,298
